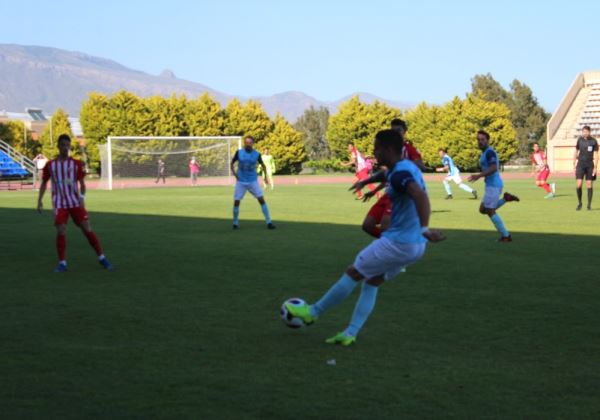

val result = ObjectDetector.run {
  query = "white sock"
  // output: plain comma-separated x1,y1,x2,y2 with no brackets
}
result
98,254,105,261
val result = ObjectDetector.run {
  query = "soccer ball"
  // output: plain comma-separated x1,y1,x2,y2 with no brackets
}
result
280,298,307,328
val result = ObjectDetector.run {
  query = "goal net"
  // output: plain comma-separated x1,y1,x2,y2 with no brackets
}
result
98,136,241,190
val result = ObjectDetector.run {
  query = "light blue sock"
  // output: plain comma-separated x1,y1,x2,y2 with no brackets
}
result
310,273,358,317
490,213,509,237
443,180,452,195
233,206,240,225
345,282,379,337
459,183,474,193
496,198,506,209
260,203,272,224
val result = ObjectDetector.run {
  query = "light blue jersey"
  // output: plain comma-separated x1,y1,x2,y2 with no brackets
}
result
442,154,459,176
480,146,503,188
234,149,262,182
382,160,427,244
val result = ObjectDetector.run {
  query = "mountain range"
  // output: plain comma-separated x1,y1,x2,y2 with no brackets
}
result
0,44,413,121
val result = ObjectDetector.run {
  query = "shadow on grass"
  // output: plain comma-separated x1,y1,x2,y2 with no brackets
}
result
1,207,600,419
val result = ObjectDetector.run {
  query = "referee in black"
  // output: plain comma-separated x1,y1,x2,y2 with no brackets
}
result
574,125,599,210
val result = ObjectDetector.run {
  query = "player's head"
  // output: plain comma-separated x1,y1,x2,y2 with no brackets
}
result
191,157,196,162
57,134,71,158
532,142,540,152
264,148,269,154
476,130,490,150
582,125,591,138
438,148,446,157
391,118,408,136
374,129,404,167
244,136,255,151
347,142,355,152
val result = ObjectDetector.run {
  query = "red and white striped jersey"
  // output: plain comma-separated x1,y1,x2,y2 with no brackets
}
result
42,158,85,209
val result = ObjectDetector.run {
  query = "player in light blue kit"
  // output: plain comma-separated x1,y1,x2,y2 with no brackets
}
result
468,130,519,242
435,148,477,200
230,136,275,230
284,130,445,346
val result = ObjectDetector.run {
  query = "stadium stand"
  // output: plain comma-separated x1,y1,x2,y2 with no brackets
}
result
0,140,35,191
547,71,600,171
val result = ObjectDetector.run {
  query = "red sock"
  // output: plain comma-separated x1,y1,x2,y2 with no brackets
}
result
541,183,551,193
84,230,103,256
56,234,66,261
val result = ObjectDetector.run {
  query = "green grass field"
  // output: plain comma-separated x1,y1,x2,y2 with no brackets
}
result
1,179,599,419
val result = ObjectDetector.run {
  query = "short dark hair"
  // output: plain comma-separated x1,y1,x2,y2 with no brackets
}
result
391,118,408,131
244,135,255,142
477,130,490,140
532,142,539,146
582,125,591,131
375,129,404,153
57,134,71,144
438,147,446,153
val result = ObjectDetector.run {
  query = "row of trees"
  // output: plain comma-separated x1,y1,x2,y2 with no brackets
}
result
79,92,305,173
0,73,548,173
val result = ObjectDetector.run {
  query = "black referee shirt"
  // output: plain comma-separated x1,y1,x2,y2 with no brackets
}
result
576,136,598,164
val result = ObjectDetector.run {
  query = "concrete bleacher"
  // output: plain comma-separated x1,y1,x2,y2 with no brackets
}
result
547,71,600,172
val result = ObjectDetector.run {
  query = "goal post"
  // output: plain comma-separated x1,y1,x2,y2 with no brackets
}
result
98,136,242,190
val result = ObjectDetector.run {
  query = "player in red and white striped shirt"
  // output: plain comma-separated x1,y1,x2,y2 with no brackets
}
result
531,142,555,198
36,134,113,272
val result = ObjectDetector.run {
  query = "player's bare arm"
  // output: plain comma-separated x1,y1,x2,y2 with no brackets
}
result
349,169,386,193
594,150,598,176
230,152,239,180
406,182,445,243
468,163,497,182
436,165,449,173
573,148,579,170
79,177,87,207
37,178,49,213
362,183,387,202
258,156,269,186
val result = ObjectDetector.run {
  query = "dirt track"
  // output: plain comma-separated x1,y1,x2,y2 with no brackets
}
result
87,171,574,189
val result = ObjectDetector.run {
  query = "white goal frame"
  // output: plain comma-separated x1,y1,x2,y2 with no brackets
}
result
103,136,242,190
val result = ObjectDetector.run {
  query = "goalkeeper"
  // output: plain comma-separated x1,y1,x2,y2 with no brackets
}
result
258,148,276,190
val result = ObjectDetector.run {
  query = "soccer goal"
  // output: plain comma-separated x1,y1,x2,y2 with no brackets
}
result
98,136,242,190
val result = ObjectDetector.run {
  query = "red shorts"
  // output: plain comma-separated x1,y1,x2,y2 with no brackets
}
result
54,207,89,226
356,169,370,180
536,169,550,182
367,194,392,224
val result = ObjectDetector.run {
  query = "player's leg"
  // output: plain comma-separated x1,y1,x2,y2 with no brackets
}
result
481,188,510,241
576,165,585,210
267,170,274,190
250,181,275,228
455,175,476,197
54,219,68,272
329,241,426,344
72,208,112,270
586,175,593,210
442,176,453,198
232,182,247,228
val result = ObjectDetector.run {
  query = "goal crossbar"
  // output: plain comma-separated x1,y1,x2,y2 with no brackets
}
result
103,136,242,190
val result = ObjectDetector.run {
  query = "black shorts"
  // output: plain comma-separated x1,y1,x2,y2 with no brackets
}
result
576,163,595,181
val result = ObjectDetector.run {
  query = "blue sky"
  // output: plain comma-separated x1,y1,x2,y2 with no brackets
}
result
1,0,599,110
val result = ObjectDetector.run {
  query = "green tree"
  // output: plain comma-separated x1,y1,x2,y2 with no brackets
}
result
471,73,549,157
294,106,330,160
326,96,401,158
224,99,273,142
404,96,516,169
80,92,111,172
262,113,306,173
0,120,39,158
186,93,225,136
39,108,77,159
